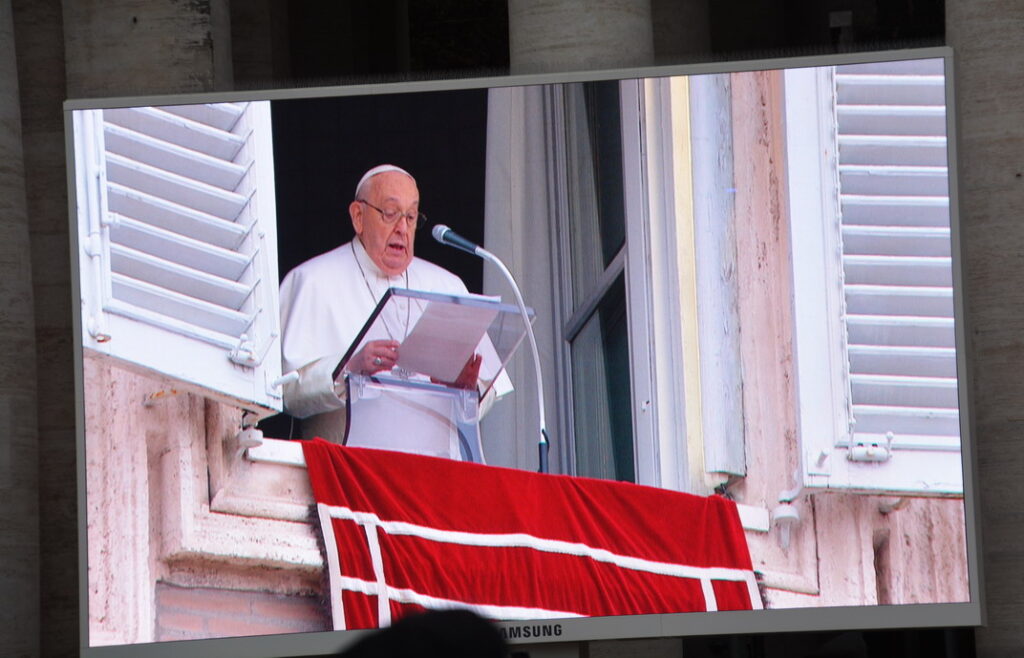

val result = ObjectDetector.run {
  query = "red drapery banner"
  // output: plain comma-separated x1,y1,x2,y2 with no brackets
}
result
301,439,760,630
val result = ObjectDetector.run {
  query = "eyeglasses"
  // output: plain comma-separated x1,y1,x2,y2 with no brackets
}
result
357,199,427,229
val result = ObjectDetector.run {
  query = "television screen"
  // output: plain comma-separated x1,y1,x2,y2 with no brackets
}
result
67,46,982,657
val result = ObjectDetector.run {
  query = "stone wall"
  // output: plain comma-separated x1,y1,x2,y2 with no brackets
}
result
155,583,328,643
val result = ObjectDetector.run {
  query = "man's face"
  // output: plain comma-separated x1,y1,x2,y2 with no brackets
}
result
350,171,418,277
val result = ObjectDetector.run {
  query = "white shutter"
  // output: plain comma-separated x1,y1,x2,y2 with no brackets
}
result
834,59,961,491
74,101,283,415
787,58,962,496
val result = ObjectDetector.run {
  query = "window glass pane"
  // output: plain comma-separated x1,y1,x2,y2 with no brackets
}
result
571,274,634,482
564,81,626,310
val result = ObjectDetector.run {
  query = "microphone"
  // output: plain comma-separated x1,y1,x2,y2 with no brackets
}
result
432,224,481,256
431,223,552,474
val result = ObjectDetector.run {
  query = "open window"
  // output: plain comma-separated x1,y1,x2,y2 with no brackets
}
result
445,59,963,503
549,77,746,496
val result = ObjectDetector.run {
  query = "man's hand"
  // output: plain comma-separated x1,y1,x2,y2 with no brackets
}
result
352,339,400,375
432,353,482,391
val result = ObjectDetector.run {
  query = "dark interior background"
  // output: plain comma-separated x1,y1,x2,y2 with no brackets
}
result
271,88,489,293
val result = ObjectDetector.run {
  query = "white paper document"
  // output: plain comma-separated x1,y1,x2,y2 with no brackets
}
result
396,299,499,383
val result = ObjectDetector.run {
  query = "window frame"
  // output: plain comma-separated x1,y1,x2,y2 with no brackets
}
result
553,80,639,484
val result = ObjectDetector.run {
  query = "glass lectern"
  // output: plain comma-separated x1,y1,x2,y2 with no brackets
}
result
336,288,534,463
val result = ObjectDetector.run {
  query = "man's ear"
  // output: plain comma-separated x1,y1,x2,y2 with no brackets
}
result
349,200,364,235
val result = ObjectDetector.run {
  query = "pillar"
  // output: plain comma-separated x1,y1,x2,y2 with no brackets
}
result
508,0,655,74
15,1,235,654
62,0,233,98
946,1,1024,656
0,0,40,655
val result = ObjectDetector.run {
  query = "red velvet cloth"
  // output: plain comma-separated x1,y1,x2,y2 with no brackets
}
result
301,439,759,630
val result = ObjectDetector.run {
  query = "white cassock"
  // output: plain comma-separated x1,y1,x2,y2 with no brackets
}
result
279,238,510,457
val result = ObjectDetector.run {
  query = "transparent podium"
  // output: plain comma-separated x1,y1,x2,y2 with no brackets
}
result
337,288,533,463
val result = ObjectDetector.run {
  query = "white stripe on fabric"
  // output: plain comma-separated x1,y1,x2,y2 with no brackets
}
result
324,504,755,584
316,503,347,630
336,576,586,621
745,572,764,610
701,579,718,612
363,523,391,626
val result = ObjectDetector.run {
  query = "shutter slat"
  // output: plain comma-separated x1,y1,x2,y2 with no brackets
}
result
839,226,950,257
109,215,252,281
839,165,949,196
846,314,955,348
105,123,247,190
161,103,246,132
845,285,953,317
104,107,245,161
853,404,960,437
106,153,249,220
837,135,948,166
107,183,247,250
835,74,946,105
839,135,947,147
838,104,945,116
111,273,253,338
843,255,952,287
848,344,957,378
842,225,950,256
841,193,948,206
110,243,252,310
837,104,945,136
850,373,959,408
836,73,945,86
840,201,949,226
838,59,945,76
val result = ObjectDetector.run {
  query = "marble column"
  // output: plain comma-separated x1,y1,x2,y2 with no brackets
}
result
12,0,70,654
62,0,233,98
13,1,234,654
946,2,1024,657
0,1,40,656
508,0,655,74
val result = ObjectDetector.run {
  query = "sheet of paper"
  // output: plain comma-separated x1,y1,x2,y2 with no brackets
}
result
397,299,499,382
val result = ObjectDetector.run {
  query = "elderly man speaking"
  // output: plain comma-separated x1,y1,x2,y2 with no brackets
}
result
278,164,507,456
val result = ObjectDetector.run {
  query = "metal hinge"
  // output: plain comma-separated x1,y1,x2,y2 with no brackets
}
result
229,334,260,367
228,329,278,368
848,431,894,463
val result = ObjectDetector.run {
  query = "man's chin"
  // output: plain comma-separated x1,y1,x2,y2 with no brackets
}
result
380,254,412,277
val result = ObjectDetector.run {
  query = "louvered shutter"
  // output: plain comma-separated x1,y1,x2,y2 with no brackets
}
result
74,102,283,415
787,58,963,495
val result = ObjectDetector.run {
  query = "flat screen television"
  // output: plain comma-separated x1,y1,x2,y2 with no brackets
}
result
67,46,983,657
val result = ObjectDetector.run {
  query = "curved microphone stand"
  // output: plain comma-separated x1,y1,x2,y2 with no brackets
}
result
432,225,550,473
